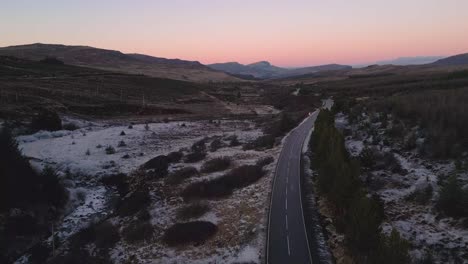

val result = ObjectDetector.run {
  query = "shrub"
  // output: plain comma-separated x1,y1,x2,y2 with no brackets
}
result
101,173,129,197
437,175,468,217
0,127,40,211
162,221,217,246
40,57,64,65
228,135,241,147
143,155,169,177
105,146,116,155
136,209,151,221
265,113,297,137
29,243,51,264
181,165,264,199
4,214,40,236
69,224,96,248
63,123,79,131
200,157,231,173
165,167,198,185
373,229,411,264
118,140,126,147
176,202,210,220
243,135,275,150
48,248,111,264
40,166,69,210
30,110,62,132
407,185,433,205
359,147,376,168
167,151,183,163
184,151,206,163
120,131,126,136
94,222,120,249
117,190,150,217
209,138,224,152
85,149,91,156
191,138,207,153
256,156,274,168
122,221,153,243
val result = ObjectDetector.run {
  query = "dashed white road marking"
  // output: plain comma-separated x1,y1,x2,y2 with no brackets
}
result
287,235,291,256
285,214,289,230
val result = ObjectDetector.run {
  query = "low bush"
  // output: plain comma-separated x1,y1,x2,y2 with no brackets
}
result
191,138,207,153
181,165,264,199
162,221,217,246
209,138,224,152
226,135,241,147
122,221,153,243
184,151,207,163
243,135,275,150
69,224,96,248
256,156,274,168
29,242,51,264
265,113,298,137
39,166,69,210
105,146,116,155
165,167,198,185
176,202,210,220
143,155,169,177
117,190,150,217
48,248,110,264
30,110,62,132
407,185,433,205
63,123,79,131
100,173,129,197
167,151,183,163
94,222,120,249
118,140,126,147
0,127,39,211
200,157,231,173
437,175,468,217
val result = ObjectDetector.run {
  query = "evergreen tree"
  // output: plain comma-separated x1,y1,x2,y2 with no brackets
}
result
0,127,39,211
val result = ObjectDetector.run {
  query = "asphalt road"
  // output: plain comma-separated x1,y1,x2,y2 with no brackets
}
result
267,100,332,264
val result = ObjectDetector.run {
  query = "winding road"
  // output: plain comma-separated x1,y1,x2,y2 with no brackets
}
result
267,100,332,264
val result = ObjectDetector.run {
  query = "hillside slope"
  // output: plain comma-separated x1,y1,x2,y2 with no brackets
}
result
432,53,468,66
0,43,238,82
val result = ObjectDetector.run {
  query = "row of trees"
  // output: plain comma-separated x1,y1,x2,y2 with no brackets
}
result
310,110,410,263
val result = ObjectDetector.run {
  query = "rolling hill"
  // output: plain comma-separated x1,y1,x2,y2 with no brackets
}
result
432,53,468,66
0,43,238,82
208,61,351,79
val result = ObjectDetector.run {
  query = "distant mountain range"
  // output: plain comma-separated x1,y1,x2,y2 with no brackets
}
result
375,56,445,66
0,43,237,82
208,61,351,79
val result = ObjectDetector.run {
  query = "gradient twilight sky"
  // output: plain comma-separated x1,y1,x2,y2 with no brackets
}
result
1,0,468,67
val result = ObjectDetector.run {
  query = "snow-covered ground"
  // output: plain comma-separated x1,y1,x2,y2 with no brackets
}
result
337,113,468,263
109,137,280,264
16,117,278,263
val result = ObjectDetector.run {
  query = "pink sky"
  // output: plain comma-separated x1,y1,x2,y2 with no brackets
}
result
1,0,468,67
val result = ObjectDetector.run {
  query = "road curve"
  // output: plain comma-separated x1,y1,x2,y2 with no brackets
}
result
267,100,331,264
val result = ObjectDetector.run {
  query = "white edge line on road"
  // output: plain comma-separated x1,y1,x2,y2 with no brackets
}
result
266,132,286,264
297,110,321,264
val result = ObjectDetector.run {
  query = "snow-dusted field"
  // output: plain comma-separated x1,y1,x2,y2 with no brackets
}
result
16,117,278,263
